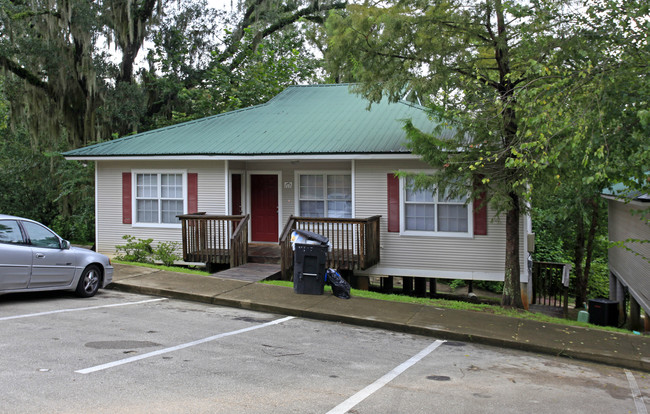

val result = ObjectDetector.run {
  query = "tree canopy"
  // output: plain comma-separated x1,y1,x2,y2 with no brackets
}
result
325,0,649,307
0,0,345,238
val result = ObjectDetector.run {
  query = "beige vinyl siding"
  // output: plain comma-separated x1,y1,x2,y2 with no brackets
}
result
95,160,225,257
355,159,526,281
608,199,650,312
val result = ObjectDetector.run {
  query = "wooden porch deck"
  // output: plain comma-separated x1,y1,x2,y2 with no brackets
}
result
178,214,381,281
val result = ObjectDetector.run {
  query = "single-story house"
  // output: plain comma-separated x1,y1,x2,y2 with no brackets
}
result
64,84,530,288
602,181,649,330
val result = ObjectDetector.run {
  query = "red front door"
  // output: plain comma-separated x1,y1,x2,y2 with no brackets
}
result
250,174,278,242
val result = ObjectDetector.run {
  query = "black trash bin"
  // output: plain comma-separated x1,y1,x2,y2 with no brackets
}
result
292,230,330,295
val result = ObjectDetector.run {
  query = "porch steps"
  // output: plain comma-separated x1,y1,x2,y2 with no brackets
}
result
247,243,281,265
210,262,281,283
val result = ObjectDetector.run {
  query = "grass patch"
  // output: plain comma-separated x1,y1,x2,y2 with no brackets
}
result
112,260,211,276
261,280,632,334
112,261,633,335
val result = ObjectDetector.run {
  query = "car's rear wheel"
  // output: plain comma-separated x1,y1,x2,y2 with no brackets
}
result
76,265,101,297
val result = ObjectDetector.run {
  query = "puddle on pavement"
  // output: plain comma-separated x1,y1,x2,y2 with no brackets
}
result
427,375,451,381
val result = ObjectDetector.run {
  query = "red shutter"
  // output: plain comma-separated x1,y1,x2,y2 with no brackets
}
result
188,173,198,214
473,180,488,236
122,172,132,224
387,173,400,232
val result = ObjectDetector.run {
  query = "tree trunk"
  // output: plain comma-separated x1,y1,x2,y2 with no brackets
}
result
576,197,600,308
493,0,522,309
573,207,587,308
501,191,523,308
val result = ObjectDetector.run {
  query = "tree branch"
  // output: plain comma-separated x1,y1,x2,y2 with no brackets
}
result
224,1,347,71
0,55,57,101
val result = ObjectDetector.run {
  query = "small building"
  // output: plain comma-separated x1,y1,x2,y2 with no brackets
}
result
602,182,650,330
64,84,530,291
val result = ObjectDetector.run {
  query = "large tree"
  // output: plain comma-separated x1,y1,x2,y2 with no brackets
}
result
326,0,648,307
523,0,649,306
0,0,165,147
326,0,616,307
141,0,347,127
0,0,348,144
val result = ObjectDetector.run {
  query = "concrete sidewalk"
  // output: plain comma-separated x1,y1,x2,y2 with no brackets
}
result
109,263,650,372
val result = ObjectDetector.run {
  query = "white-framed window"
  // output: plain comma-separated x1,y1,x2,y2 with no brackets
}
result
297,173,352,218
134,171,186,226
401,175,472,237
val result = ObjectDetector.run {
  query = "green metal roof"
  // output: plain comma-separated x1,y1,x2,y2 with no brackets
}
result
602,175,649,201
64,84,450,158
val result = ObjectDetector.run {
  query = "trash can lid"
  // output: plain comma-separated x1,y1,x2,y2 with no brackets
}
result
291,229,329,245
588,298,618,305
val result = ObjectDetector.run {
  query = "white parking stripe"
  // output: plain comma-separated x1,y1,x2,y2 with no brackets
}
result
76,315,296,374
0,298,166,321
326,340,446,414
625,369,648,414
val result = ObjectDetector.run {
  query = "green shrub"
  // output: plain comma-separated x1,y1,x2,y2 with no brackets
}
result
115,235,154,263
153,241,181,266
115,236,181,266
474,280,504,294
448,279,466,290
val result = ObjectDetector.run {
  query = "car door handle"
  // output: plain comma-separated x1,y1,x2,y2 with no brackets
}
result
35,253,45,259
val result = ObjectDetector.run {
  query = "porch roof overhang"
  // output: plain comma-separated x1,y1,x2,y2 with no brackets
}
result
64,152,422,162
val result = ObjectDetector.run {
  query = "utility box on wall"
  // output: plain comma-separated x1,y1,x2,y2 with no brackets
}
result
527,233,535,252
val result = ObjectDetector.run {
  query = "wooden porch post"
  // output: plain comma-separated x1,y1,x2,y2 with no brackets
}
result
382,276,394,293
414,278,427,297
403,277,413,295
429,278,437,297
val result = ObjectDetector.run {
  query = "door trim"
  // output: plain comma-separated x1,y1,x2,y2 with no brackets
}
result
246,171,282,242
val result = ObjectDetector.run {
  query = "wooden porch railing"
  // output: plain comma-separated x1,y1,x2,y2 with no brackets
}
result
531,261,571,318
279,215,381,280
178,213,249,267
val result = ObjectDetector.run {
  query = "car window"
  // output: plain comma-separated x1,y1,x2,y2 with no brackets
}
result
0,220,24,244
21,221,61,249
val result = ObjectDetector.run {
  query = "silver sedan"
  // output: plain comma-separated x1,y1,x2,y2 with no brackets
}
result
0,214,113,297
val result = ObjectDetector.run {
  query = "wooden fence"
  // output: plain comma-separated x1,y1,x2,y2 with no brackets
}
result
178,213,249,268
531,261,571,318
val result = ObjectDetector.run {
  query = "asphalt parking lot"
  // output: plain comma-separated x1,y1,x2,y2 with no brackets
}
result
1,290,647,414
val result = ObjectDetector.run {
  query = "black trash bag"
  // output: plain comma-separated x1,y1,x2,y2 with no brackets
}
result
326,268,351,299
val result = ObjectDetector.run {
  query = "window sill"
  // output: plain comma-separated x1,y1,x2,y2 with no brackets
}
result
131,223,182,229
400,230,474,238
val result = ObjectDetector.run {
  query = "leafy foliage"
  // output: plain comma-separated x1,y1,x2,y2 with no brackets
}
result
325,0,648,307
153,241,182,267
326,0,590,307
0,0,344,241
114,235,181,266
0,127,57,224
115,235,155,264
